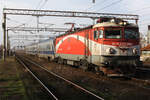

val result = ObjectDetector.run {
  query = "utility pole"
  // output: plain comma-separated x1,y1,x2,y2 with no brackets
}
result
92,18,96,25
37,16,39,33
36,16,39,54
92,0,95,3
2,13,6,61
6,29,9,56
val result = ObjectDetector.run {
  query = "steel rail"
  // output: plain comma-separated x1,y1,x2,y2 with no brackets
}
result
15,56,58,100
136,67,150,71
22,56,104,100
131,78,150,84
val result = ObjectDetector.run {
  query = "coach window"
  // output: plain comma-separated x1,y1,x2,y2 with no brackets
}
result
99,30,103,38
94,30,99,39
47,45,50,50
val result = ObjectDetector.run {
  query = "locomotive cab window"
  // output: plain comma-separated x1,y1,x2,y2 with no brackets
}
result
105,29,122,39
99,30,103,38
94,30,103,39
124,29,139,39
94,30,99,39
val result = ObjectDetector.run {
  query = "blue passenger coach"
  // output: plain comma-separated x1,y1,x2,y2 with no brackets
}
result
25,37,55,60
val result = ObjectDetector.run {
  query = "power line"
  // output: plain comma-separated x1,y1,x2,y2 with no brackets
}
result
139,17,150,22
6,17,22,24
139,22,150,26
76,0,109,25
3,0,6,8
139,17,150,23
36,0,43,9
128,6,150,13
23,0,48,28
118,3,150,16
27,0,49,27
96,0,124,12
39,0,48,9
84,0,109,11
25,0,44,25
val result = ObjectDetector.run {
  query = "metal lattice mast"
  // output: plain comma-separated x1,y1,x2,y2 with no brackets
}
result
7,27,68,32
3,8,139,20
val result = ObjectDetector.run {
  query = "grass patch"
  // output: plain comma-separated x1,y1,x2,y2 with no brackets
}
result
0,57,28,100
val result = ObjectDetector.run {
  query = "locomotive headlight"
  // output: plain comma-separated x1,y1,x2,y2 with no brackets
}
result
132,48,138,54
106,48,116,54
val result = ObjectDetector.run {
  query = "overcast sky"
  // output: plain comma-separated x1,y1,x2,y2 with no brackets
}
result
0,0,150,47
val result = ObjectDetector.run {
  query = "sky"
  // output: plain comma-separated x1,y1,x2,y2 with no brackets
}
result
0,0,150,48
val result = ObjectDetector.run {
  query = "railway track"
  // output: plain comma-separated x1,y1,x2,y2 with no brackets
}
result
15,54,104,100
136,67,150,72
21,54,150,89
130,67,150,86
134,67,150,80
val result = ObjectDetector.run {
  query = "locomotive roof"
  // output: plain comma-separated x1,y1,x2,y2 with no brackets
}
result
93,22,138,28
39,37,54,43
56,21,138,38
56,25,93,38
26,37,54,47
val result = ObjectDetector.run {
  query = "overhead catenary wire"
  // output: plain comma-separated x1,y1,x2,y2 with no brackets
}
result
111,1,150,16
2,0,6,8
84,0,109,11
36,0,43,9
39,0,48,9
13,0,46,27
6,17,23,24
139,22,150,26
7,0,46,49
89,0,148,35
73,0,109,27
73,0,116,28
139,17,150,22
128,6,150,13
22,0,49,27
6,17,27,32
96,0,124,12
10,0,50,42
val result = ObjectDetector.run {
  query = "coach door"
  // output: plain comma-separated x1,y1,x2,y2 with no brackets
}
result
84,30,90,60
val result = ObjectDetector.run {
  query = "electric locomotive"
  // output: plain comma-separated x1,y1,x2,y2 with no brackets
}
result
55,17,140,75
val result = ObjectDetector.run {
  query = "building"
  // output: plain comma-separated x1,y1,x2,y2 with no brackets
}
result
141,44,150,62
141,44,150,55
140,35,147,48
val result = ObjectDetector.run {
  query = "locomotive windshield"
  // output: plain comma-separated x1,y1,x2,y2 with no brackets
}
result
105,29,122,39
124,28,139,39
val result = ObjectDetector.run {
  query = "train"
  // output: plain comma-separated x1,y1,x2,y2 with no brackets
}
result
25,17,141,76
